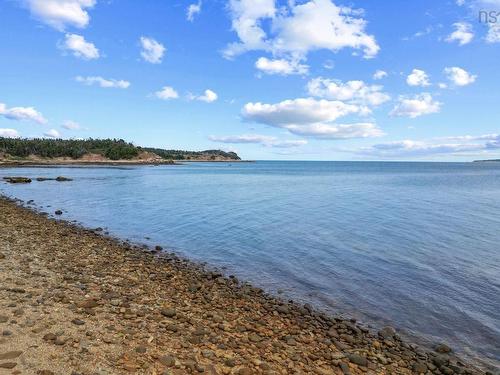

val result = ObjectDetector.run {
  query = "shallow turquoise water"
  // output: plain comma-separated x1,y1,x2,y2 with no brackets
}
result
1,161,499,368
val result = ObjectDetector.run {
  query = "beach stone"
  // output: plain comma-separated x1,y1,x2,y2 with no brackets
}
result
347,353,368,367
161,308,176,318
38,371,55,375
339,362,351,375
0,253,5,259
43,333,56,341
55,210,63,215
72,319,85,326
412,362,427,373
0,362,17,369
0,351,22,360
225,358,236,367
78,299,99,309
248,333,261,342
378,326,396,339
0,315,8,323
159,355,175,367
435,343,452,354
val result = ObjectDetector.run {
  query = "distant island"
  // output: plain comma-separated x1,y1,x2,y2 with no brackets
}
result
473,159,500,162
0,137,241,165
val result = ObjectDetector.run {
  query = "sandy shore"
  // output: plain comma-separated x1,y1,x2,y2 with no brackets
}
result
0,197,488,375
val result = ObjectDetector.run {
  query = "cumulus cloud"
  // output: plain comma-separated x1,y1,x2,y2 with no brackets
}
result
390,93,441,118
406,69,431,87
356,134,500,158
284,122,383,139
224,0,379,61
22,0,96,31
155,86,179,100
255,57,308,75
62,33,99,59
209,134,307,148
242,98,383,139
444,67,477,86
307,78,390,107
187,1,202,21
189,89,218,103
373,70,388,80
243,98,360,126
44,129,61,138
486,24,500,43
62,120,81,130
0,102,47,124
75,76,130,89
0,128,21,138
140,37,165,64
446,22,474,45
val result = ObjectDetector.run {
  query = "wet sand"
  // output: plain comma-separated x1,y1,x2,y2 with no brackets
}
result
0,197,488,374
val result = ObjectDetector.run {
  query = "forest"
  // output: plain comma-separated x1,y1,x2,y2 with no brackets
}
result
0,138,241,161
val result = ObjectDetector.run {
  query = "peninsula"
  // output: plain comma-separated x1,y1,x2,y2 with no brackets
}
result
0,138,241,165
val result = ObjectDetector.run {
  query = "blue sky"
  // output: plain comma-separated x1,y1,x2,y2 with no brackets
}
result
0,0,499,161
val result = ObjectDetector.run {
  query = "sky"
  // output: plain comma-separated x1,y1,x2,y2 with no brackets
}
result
0,0,499,161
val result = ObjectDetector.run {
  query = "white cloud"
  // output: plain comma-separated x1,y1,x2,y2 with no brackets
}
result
155,86,179,100
62,33,99,59
0,128,21,138
243,98,361,126
307,78,390,106
75,76,130,89
187,1,202,21
446,22,474,45
209,134,307,148
444,67,477,86
356,134,500,158
242,98,383,140
284,122,383,139
406,69,430,87
0,102,47,124
390,93,442,118
486,24,500,43
62,120,81,130
255,57,308,75
140,37,165,64
189,89,218,103
373,70,388,80
224,0,379,61
22,0,96,31
44,129,61,138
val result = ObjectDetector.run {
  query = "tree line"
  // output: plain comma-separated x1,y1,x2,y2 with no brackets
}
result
0,137,241,161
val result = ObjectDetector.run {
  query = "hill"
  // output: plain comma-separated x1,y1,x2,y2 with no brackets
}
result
0,138,241,164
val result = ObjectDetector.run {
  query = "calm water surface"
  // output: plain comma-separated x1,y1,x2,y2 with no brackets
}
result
1,161,499,369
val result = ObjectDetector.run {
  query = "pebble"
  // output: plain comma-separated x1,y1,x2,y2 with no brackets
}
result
347,353,368,367
0,363,17,369
159,355,175,367
161,308,176,318
435,343,452,354
0,351,23,360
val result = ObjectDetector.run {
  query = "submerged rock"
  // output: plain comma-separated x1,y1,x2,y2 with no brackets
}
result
3,177,32,184
56,176,73,182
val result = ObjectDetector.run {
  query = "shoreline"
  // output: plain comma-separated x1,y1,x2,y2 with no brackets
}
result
0,160,251,168
0,196,491,374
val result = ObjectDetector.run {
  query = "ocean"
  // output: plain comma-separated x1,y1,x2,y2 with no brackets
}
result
1,161,499,369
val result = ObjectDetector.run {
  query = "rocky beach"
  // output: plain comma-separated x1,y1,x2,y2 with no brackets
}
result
0,196,492,375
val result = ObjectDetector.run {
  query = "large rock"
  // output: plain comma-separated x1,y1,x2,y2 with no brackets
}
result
3,177,31,184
